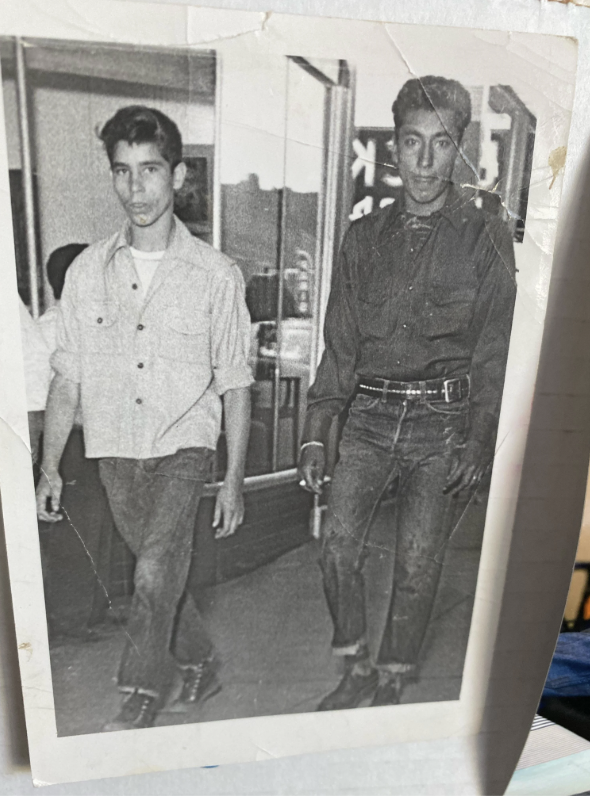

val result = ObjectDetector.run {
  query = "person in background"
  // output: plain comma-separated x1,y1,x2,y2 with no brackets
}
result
18,297,51,464
299,76,517,710
37,244,88,353
35,105,252,731
19,246,87,465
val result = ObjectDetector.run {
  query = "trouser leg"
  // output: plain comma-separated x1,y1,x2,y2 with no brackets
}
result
377,437,468,668
99,449,213,699
321,403,399,654
172,591,214,666
27,410,44,467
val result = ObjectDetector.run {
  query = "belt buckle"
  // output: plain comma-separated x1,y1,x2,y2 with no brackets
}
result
443,378,462,403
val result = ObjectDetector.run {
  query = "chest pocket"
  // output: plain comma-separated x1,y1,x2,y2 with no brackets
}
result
81,303,122,354
356,265,391,339
159,305,210,364
424,287,477,340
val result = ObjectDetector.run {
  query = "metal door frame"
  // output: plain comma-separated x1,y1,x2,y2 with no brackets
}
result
267,55,355,477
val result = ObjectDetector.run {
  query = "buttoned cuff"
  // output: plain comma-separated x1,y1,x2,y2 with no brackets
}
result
213,364,254,396
50,349,81,384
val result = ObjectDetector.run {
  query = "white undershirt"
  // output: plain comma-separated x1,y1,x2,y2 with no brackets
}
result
130,246,165,296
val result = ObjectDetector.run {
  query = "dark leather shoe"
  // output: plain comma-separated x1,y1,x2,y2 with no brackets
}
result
177,658,222,706
370,674,404,707
317,667,379,711
103,690,158,731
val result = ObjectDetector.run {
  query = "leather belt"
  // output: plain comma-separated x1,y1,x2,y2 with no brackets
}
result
356,375,470,404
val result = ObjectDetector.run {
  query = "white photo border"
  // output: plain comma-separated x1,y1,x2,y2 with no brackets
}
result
0,0,577,785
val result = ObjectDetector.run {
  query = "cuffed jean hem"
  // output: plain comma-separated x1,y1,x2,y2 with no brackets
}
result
332,638,368,657
379,662,417,674
119,685,159,699
177,656,214,671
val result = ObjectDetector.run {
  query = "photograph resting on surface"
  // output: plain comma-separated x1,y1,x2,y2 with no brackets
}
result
0,13,573,764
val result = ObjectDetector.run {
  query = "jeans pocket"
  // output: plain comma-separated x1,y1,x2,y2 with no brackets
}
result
154,447,214,481
351,393,382,412
423,397,469,417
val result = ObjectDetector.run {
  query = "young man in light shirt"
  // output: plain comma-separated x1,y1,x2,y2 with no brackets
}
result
36,105,252,731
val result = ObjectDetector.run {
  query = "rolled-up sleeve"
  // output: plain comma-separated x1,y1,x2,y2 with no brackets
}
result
50,269,82,384
210,263,253,395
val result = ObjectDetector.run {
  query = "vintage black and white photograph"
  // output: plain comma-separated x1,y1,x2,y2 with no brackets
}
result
0,3,577,785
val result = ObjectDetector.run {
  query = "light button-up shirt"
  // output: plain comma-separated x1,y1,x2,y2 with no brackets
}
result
52,216,253,459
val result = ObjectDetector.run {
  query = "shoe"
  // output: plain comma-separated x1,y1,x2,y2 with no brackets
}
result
370,673,404,707
177,658,222,706
102,690,158,731
317,667,379,711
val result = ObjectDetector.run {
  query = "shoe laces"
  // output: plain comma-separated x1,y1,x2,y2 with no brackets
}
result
135,694,153,721
186,663,204,700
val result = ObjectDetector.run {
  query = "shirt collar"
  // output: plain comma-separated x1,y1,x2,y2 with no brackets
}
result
437,184,475,230
384,183,471,234
106,215,196,265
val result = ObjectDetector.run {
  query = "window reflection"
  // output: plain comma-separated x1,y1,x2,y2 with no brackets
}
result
213,56,341,482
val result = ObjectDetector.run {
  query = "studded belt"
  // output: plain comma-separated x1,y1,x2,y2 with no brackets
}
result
356,375,470,404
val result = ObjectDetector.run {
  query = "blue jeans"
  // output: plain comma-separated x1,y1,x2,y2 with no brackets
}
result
322,392,472,668
542,631,590,699
99,448,214,700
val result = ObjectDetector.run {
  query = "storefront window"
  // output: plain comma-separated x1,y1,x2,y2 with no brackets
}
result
215,56,353,482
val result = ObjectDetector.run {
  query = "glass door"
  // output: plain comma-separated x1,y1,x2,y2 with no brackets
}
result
248,56,354,477
213,55,353,487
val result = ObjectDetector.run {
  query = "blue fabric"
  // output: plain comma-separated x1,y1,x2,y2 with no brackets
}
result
543,631,590,698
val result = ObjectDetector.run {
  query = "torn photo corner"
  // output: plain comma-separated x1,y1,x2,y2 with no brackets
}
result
0,0,579,787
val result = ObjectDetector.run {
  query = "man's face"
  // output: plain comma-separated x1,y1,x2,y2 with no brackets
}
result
393,108,461,210
111,140,185,228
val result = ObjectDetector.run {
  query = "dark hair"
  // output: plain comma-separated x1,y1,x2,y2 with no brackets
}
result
392,76,472,139
47,243,88,300
99,106,183,169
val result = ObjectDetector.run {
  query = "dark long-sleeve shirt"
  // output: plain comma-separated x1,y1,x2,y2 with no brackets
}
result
303,187,517,450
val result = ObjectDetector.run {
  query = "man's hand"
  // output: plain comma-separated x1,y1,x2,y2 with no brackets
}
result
298,443,326,494
443,440,489,497
213,478,245,539
36,469,64,523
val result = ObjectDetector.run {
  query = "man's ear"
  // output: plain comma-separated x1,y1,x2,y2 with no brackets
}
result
172,160,187,191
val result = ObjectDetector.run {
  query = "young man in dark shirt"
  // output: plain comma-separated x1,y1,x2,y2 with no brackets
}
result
299,76,517,710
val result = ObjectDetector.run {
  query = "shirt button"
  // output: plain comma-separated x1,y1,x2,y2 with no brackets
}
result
137,362,144,369
397,360,401,365
137,324,144,331
408,286,413,291
132,283,138,290
136,398,142,405
97,317,103,324
403,324,407,329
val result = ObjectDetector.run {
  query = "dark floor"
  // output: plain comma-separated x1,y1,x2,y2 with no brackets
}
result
48,491,486,736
